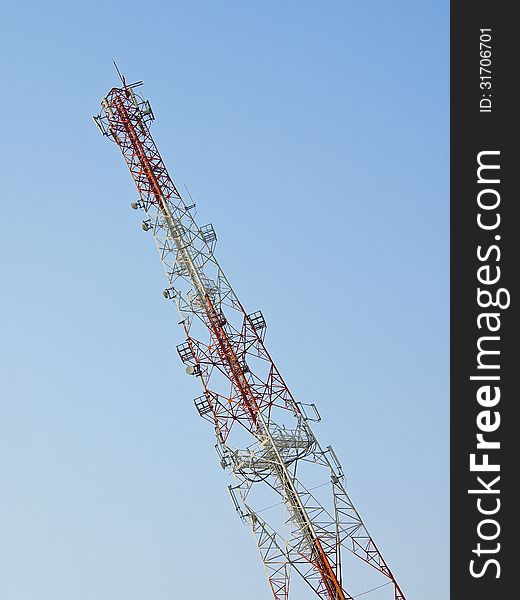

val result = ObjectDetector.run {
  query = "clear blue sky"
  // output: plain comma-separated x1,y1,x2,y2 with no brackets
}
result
0,2,448,599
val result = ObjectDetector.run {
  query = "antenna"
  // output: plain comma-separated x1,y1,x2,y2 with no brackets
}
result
183,183,196,205
112,60,126,88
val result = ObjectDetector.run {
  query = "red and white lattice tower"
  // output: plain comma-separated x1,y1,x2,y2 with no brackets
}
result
94,72,407,600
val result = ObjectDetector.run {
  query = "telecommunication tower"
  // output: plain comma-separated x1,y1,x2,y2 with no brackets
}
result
94,70,407,600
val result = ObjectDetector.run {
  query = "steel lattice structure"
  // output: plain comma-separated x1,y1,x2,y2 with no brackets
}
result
94,72,407,600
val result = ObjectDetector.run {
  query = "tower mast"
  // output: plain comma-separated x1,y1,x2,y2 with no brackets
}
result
94,74,407,600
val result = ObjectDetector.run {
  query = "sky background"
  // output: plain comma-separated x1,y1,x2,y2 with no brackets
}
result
0,2,448,599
